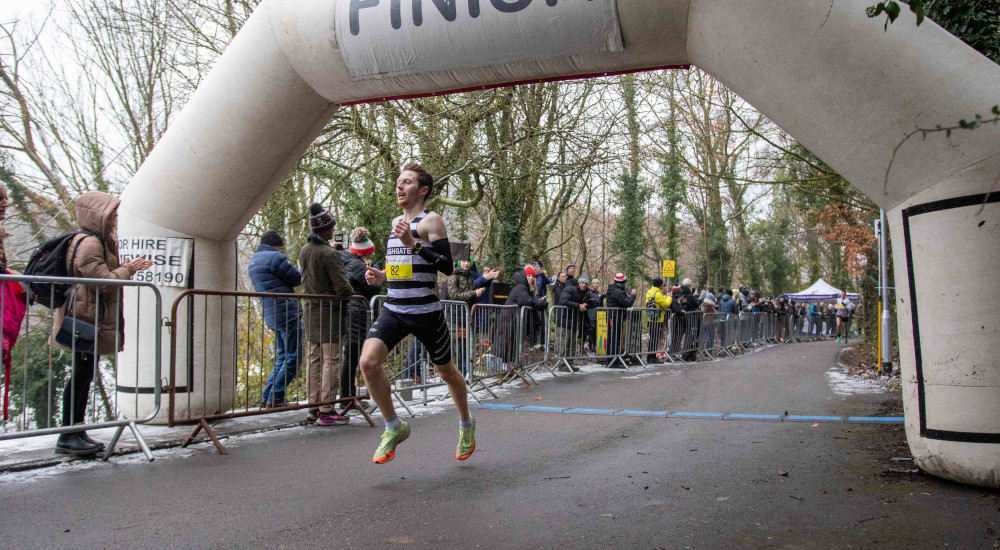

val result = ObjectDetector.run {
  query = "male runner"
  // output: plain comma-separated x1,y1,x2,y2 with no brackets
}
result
361,163,475,464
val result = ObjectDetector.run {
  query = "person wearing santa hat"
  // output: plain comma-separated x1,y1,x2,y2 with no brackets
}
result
338,227,382,409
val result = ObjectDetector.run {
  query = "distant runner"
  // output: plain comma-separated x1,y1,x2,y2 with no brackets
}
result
361,164,475,464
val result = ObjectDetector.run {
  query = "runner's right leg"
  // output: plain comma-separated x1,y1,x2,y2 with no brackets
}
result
358,338,394,423
359,337,413,463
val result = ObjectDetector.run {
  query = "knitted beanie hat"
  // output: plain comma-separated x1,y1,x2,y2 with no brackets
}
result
261,230,283,247
349,227,376,256
309,203,336,233
614,273,626,283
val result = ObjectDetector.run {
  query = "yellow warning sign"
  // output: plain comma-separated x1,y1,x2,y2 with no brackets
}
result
662,260,676,278
596,310,608,357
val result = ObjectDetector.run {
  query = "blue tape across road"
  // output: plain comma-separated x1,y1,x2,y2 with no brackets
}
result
473,404,905,425
671,412,725,419
726,413,783,420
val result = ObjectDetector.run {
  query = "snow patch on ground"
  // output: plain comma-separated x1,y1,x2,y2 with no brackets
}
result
827,347,899,396
0,442,200,486
826,367,887,396
622,369,682,380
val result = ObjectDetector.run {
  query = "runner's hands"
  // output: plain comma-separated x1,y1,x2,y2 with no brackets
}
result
366,265,386,285
394,218,416,248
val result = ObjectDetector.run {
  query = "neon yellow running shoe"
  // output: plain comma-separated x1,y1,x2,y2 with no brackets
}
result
373,421,410,464
457,418,476,460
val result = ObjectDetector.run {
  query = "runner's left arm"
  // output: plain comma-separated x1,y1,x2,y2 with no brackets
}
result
418,214,454,276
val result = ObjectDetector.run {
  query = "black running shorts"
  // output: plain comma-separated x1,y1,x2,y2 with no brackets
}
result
367,308,452,366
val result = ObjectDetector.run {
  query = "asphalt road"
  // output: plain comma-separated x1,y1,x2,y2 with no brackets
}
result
1,341,997,549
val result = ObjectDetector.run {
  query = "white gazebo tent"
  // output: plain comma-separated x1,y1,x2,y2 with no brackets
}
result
784,279,860,302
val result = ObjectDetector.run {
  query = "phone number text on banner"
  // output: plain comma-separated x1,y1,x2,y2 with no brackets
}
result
118,237,193,288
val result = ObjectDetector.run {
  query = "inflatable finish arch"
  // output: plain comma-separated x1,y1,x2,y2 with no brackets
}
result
117,0,1000,487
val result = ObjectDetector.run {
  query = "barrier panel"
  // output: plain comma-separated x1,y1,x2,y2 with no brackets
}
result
625,307,672,366
674,311,705,362
520,307,557,377
590,307,629,369
787,313,806,342
764,313,778,343
737,312,755,350
698,313,733,359
470,303,533,386
169,290,375,454
546,305,590,372
0,274,162,461
370,297,486,418
775,312,789,342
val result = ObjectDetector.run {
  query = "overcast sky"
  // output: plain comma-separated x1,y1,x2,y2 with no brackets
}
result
1,0,51,25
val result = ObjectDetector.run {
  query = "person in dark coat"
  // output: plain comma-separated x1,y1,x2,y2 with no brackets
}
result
499,267,548,362
677,278,701,361
718,289,739,315
583,277,604,355
299,203,354,425
533,261,551,300
448,259,483,307
556,275,589,370
248,230,302,408
505,268,548,311
551,271,568,306
605,273,637,360
529,261,551,347
339,228,382,405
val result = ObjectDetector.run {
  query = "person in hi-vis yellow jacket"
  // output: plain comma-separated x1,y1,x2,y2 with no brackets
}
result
645,278,672,364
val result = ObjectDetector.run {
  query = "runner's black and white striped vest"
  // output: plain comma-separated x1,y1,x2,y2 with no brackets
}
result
385,210,442,315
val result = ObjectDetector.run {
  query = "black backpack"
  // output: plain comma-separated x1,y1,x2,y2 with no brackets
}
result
645,290,659,309
23,231,98,308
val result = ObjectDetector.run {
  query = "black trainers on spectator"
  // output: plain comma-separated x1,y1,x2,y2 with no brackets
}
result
55,433,101,457
307,409,319,422
79,431,106,451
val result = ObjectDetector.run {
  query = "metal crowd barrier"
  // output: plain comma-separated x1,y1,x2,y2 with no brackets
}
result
590,307,630,368
625,307,672,366
546,305,591,371
697,313,733,359
670,311,704,362
719,313,740,354
519,306,557,378
786,313,805,342
0,274,162,462
169,290,375,454
737,312,755,350
470,303,535,386
370,296,486,419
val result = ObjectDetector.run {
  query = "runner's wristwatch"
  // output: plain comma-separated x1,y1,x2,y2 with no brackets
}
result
411,242,423,255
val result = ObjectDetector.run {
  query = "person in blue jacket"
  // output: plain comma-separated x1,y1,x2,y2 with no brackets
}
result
248,230,302,407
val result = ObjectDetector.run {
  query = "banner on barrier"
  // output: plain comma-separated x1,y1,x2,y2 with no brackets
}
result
336,0,625,81
596,310,608,356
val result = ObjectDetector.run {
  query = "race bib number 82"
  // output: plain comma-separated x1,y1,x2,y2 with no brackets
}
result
387,255,413,280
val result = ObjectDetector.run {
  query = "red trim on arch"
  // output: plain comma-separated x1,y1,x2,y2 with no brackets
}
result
335,64,691,107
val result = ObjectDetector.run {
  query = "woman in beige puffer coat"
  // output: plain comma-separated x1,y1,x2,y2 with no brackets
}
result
52,192,152,456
